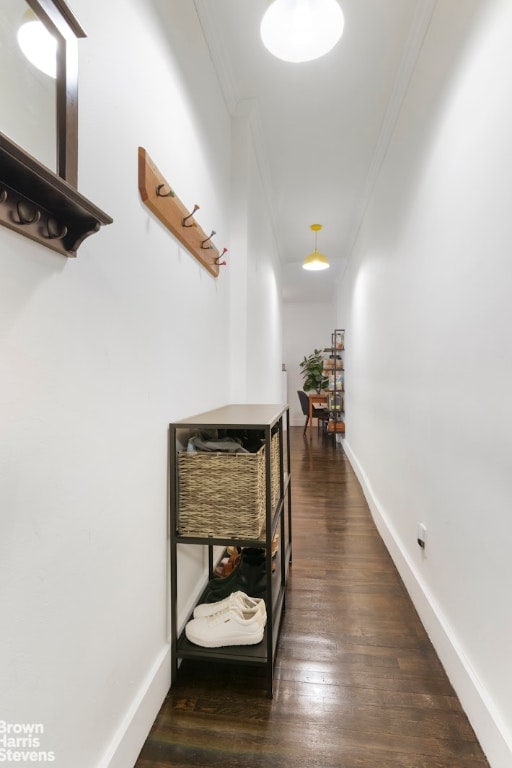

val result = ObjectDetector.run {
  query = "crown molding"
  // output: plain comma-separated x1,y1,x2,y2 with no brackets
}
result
193,1,283,261
345,0,438,258
193,0,239,114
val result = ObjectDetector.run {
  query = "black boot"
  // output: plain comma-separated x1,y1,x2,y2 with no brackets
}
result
204,548,267,602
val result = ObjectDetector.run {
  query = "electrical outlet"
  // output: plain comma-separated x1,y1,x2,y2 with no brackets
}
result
417,522,427,549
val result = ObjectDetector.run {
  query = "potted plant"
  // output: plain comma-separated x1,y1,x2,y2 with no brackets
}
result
299,349,329,393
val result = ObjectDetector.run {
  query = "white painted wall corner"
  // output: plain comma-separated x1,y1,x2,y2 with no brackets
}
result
100,646,171,768
343,439,512,768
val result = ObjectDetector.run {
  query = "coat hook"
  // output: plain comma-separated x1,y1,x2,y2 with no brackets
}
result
201,230,216,249
156,183,175,198
14,200,41,226
182,204,200,227
215,247,228,264
0,189,7,204
44,218,68,240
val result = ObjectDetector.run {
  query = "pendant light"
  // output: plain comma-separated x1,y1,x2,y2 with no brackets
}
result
303,224,330,271
17,8,57,78
260,0,344,64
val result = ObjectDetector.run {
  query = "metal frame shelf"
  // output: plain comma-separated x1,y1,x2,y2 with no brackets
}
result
169,404,291,697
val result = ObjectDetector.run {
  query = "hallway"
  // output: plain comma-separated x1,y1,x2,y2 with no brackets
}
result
135,427,489,768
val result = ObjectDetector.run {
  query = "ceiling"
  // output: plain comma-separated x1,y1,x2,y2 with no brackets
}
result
193,0,436,304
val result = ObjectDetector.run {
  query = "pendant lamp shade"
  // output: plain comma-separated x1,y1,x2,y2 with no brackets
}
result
303,224,330,271
261,0,344,63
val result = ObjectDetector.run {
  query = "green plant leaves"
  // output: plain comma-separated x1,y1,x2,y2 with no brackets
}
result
299,349,329,392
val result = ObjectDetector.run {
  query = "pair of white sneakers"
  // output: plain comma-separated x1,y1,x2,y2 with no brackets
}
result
185,591,267,648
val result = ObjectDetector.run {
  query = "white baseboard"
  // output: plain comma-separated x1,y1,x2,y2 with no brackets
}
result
343,438,512,768
98,557,226,768
98,644,172,768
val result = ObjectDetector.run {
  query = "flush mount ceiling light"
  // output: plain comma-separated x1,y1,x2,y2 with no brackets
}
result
303,223,330,271
260,0,344,63
17,8,57,78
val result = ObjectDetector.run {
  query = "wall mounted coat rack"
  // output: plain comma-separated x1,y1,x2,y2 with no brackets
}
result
138,147,225,277
0,133,112,258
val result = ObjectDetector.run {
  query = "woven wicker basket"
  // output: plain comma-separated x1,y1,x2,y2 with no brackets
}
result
177,432,280,538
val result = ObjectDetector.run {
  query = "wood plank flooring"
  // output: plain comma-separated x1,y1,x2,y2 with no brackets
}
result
135,427,489,768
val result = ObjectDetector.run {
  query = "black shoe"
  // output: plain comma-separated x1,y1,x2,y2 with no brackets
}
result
205,548,267,601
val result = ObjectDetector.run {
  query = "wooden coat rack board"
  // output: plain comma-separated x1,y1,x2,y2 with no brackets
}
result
138,147,224,277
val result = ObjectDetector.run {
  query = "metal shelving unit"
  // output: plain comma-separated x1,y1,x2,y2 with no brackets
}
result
168,404,291,697
324,329,345,436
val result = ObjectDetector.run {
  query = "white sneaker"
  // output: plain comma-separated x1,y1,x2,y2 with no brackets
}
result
185,606,264,647
193,590,266,625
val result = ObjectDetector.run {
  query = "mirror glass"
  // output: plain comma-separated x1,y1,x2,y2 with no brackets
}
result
0,0,57,171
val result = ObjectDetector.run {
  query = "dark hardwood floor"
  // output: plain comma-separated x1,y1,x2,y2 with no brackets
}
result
135,426,489,768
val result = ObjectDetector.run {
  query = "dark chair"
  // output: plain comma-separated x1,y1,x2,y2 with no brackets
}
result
297,390,328,436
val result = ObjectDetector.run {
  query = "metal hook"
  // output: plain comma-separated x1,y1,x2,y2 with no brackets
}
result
44,218,68,240
15,200,41,226
0,189,7,204
215,247,228,264
182,204,200,227
201,230,216,249
156,183,175,198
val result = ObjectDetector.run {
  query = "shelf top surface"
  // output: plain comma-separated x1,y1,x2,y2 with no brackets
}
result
171,403,288,427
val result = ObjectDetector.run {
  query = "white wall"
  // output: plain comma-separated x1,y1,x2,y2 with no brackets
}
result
246,141,283,404
0,1,281,767
283,302,336,426
338,2,512,766
230,105,283,405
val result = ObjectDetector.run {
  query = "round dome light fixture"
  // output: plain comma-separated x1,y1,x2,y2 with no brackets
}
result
260,0,344,63
17,9,57,78
303,223,330,271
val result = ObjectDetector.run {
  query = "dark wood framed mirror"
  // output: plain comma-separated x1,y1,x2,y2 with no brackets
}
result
0,0,112,257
